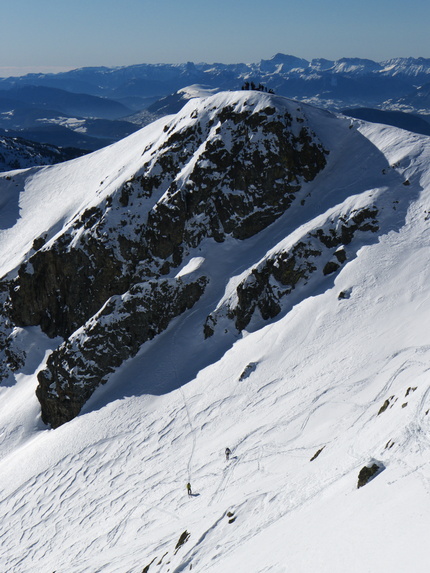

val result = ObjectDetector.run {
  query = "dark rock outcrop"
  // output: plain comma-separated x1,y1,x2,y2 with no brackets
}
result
205,205,379,334
174,530,191,554
0,93,331,426
378,399,391,415
36,276,207,428
9,237,129,339
0,280,25,379
239,362,258,380
8,96,327,343
310,446,325,461
357,462,385,488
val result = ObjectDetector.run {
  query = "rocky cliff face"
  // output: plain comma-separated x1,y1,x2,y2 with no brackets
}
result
204,206,379,335
36,276,207,428
8,95,327,337
0,91,340,426
0,90,416,428
0,92,331,426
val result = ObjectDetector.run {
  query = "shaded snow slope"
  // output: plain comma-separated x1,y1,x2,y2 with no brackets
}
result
0,92,429,571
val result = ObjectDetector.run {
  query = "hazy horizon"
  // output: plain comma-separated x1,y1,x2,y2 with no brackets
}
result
1,52,430,80
1,0,429,78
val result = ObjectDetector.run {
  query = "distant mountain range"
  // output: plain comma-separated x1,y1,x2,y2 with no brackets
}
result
0,85,140,155
1,54,430,168
0,85,132,118
2,54,430,110
0,131,85,171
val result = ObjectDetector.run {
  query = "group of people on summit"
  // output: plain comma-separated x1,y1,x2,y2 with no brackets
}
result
187,447,232,496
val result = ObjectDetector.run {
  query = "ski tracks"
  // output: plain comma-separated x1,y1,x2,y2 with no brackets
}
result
180,386,197,482
208,456,240,506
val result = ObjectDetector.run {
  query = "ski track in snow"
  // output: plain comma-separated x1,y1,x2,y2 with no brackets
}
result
1,336,430,572
0,93,430,571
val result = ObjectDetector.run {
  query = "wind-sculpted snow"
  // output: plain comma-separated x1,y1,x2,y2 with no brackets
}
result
0,90,430,571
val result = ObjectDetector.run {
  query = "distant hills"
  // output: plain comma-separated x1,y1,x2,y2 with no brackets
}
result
0,85,139,153
2,55,430,108
0,131,85,171
0,85,132,118
1,54,430,166
342,108,430,136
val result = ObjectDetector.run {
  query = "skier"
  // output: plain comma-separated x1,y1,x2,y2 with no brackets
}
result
225,447,231,461
187,482,192,496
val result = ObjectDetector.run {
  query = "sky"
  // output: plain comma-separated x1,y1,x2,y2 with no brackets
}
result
1,0,430,77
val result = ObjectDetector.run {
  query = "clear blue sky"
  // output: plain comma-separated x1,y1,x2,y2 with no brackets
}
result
1,0,430,76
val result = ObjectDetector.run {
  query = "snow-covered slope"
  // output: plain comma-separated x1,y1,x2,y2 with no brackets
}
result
0,91,429,572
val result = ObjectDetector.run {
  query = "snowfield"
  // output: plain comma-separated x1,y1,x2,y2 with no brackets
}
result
0,92,429,572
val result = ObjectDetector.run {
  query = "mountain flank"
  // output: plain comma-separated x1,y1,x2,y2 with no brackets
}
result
3,91,329,426
0,89,423,429
0,88,429,572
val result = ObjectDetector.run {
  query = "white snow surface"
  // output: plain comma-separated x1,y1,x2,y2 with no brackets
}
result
177,84,220,99
0,92,429,572
0,116,170,277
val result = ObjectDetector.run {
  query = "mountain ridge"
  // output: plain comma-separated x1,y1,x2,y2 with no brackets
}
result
2,54,430,159
2,54,430,110
0,90,429,571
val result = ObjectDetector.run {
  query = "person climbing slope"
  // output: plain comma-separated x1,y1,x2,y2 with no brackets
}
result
186,482,192,496
225,447,231,461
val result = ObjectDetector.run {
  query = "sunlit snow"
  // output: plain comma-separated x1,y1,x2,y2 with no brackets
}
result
0,92,429,572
